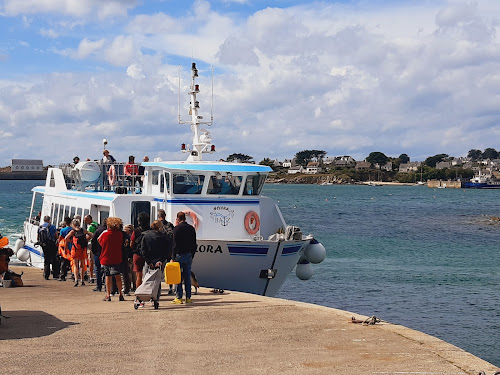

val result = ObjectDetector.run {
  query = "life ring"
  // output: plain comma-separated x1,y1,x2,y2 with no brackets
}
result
107,165,116,186
183,210,199,230
244,211,260,235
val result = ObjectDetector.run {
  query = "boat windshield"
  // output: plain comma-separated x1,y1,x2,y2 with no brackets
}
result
207,175,242,195
173,173,205,194
243,174,266,196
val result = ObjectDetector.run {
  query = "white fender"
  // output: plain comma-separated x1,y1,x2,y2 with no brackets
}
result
296,261,313,280
16,247,30,262
305,239,326,264
13,238,25,255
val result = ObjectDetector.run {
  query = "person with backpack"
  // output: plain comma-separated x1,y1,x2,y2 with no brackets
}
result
38,216,60,280
57,217,73,281
84,215,99,283
130,212,150,292
65,219,93,286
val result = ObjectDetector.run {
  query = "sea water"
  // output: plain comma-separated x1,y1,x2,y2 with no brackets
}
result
0,180,498,366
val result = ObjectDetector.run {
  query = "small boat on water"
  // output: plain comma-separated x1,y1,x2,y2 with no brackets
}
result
13,63,326,297
463,170,500,189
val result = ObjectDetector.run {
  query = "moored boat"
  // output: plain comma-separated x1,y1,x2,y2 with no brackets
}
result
14,63,326,297
463,170,500,189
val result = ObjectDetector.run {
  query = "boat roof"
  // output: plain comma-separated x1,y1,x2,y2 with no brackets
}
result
142,161,272,173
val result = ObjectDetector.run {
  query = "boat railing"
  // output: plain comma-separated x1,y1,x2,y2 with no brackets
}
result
59,162,144,194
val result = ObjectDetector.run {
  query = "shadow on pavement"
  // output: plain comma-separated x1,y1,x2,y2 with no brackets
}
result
0,310,77,340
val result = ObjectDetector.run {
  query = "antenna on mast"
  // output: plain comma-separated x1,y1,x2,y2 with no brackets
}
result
177,65,181,125
178,62,216,162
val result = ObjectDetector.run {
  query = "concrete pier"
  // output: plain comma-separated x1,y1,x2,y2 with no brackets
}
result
1,266,497,374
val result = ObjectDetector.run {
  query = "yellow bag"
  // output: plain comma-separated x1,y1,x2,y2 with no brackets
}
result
165,262,181,285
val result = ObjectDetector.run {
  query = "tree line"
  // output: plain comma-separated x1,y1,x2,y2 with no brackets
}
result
226,148,500,169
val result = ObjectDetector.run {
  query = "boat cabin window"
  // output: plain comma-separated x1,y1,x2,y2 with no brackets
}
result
98,208,110,226
173,173,205,194
152,170,160,186
207,175,242,195
160,172,171,194
64,206,70,220
243,174,266,196
30,192,44,224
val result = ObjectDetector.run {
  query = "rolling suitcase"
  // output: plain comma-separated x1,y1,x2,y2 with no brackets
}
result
134,267,162,309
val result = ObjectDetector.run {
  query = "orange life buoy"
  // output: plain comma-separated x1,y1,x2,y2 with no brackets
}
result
183,210,199,230
244,211,260,235
107,164,116,186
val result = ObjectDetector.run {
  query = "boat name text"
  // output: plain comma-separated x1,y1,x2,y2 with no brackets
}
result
196,244,223,253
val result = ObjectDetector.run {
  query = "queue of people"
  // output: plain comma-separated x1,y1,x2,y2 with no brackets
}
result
38,209,197,305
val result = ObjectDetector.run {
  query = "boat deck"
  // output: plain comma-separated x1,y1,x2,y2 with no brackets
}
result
1,266,497,374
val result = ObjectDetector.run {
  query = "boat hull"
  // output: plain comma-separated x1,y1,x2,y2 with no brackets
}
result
21,220,310,296
463,182,500,189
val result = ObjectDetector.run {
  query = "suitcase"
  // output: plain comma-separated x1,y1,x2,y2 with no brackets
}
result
165,261,181,285
134,267,162,309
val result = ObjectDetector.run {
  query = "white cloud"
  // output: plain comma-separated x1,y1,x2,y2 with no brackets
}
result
1,0,136,19
75,38,105,59
2,0,500,166
127,64,145,80
104,35,136,66
39,28,59,38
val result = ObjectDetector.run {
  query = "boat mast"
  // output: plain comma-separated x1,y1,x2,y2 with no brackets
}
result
178,63,215,162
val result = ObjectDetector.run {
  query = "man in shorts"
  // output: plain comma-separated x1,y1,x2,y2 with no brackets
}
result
98,217,125,302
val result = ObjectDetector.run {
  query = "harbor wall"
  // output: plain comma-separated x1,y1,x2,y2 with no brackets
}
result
0,171,47,180
427,180,462,189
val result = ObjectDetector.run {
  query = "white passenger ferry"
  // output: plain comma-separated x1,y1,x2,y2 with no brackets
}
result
14,63,326,296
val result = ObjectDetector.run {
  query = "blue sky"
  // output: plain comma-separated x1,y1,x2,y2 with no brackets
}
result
1,0,500,166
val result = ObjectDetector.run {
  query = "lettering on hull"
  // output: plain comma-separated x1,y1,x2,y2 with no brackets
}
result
196,244,223,253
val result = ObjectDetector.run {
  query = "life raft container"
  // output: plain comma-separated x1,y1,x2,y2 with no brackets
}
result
244,211,260,235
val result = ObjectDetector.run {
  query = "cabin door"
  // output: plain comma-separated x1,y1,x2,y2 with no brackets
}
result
131,201,151,227
91,204,109,226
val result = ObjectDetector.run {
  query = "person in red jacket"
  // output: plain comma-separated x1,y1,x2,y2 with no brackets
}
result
124,155,139,187
98,217,125,301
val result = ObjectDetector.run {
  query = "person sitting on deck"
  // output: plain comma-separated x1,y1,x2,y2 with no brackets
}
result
124,155,139,187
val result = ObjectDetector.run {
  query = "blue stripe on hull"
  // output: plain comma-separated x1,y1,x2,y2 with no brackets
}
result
154,198,259,205
281,245,302,256
227,245,269,256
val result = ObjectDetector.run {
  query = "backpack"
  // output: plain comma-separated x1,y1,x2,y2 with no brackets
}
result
73,229,87,249
38,225,55,247
132,228,146,255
